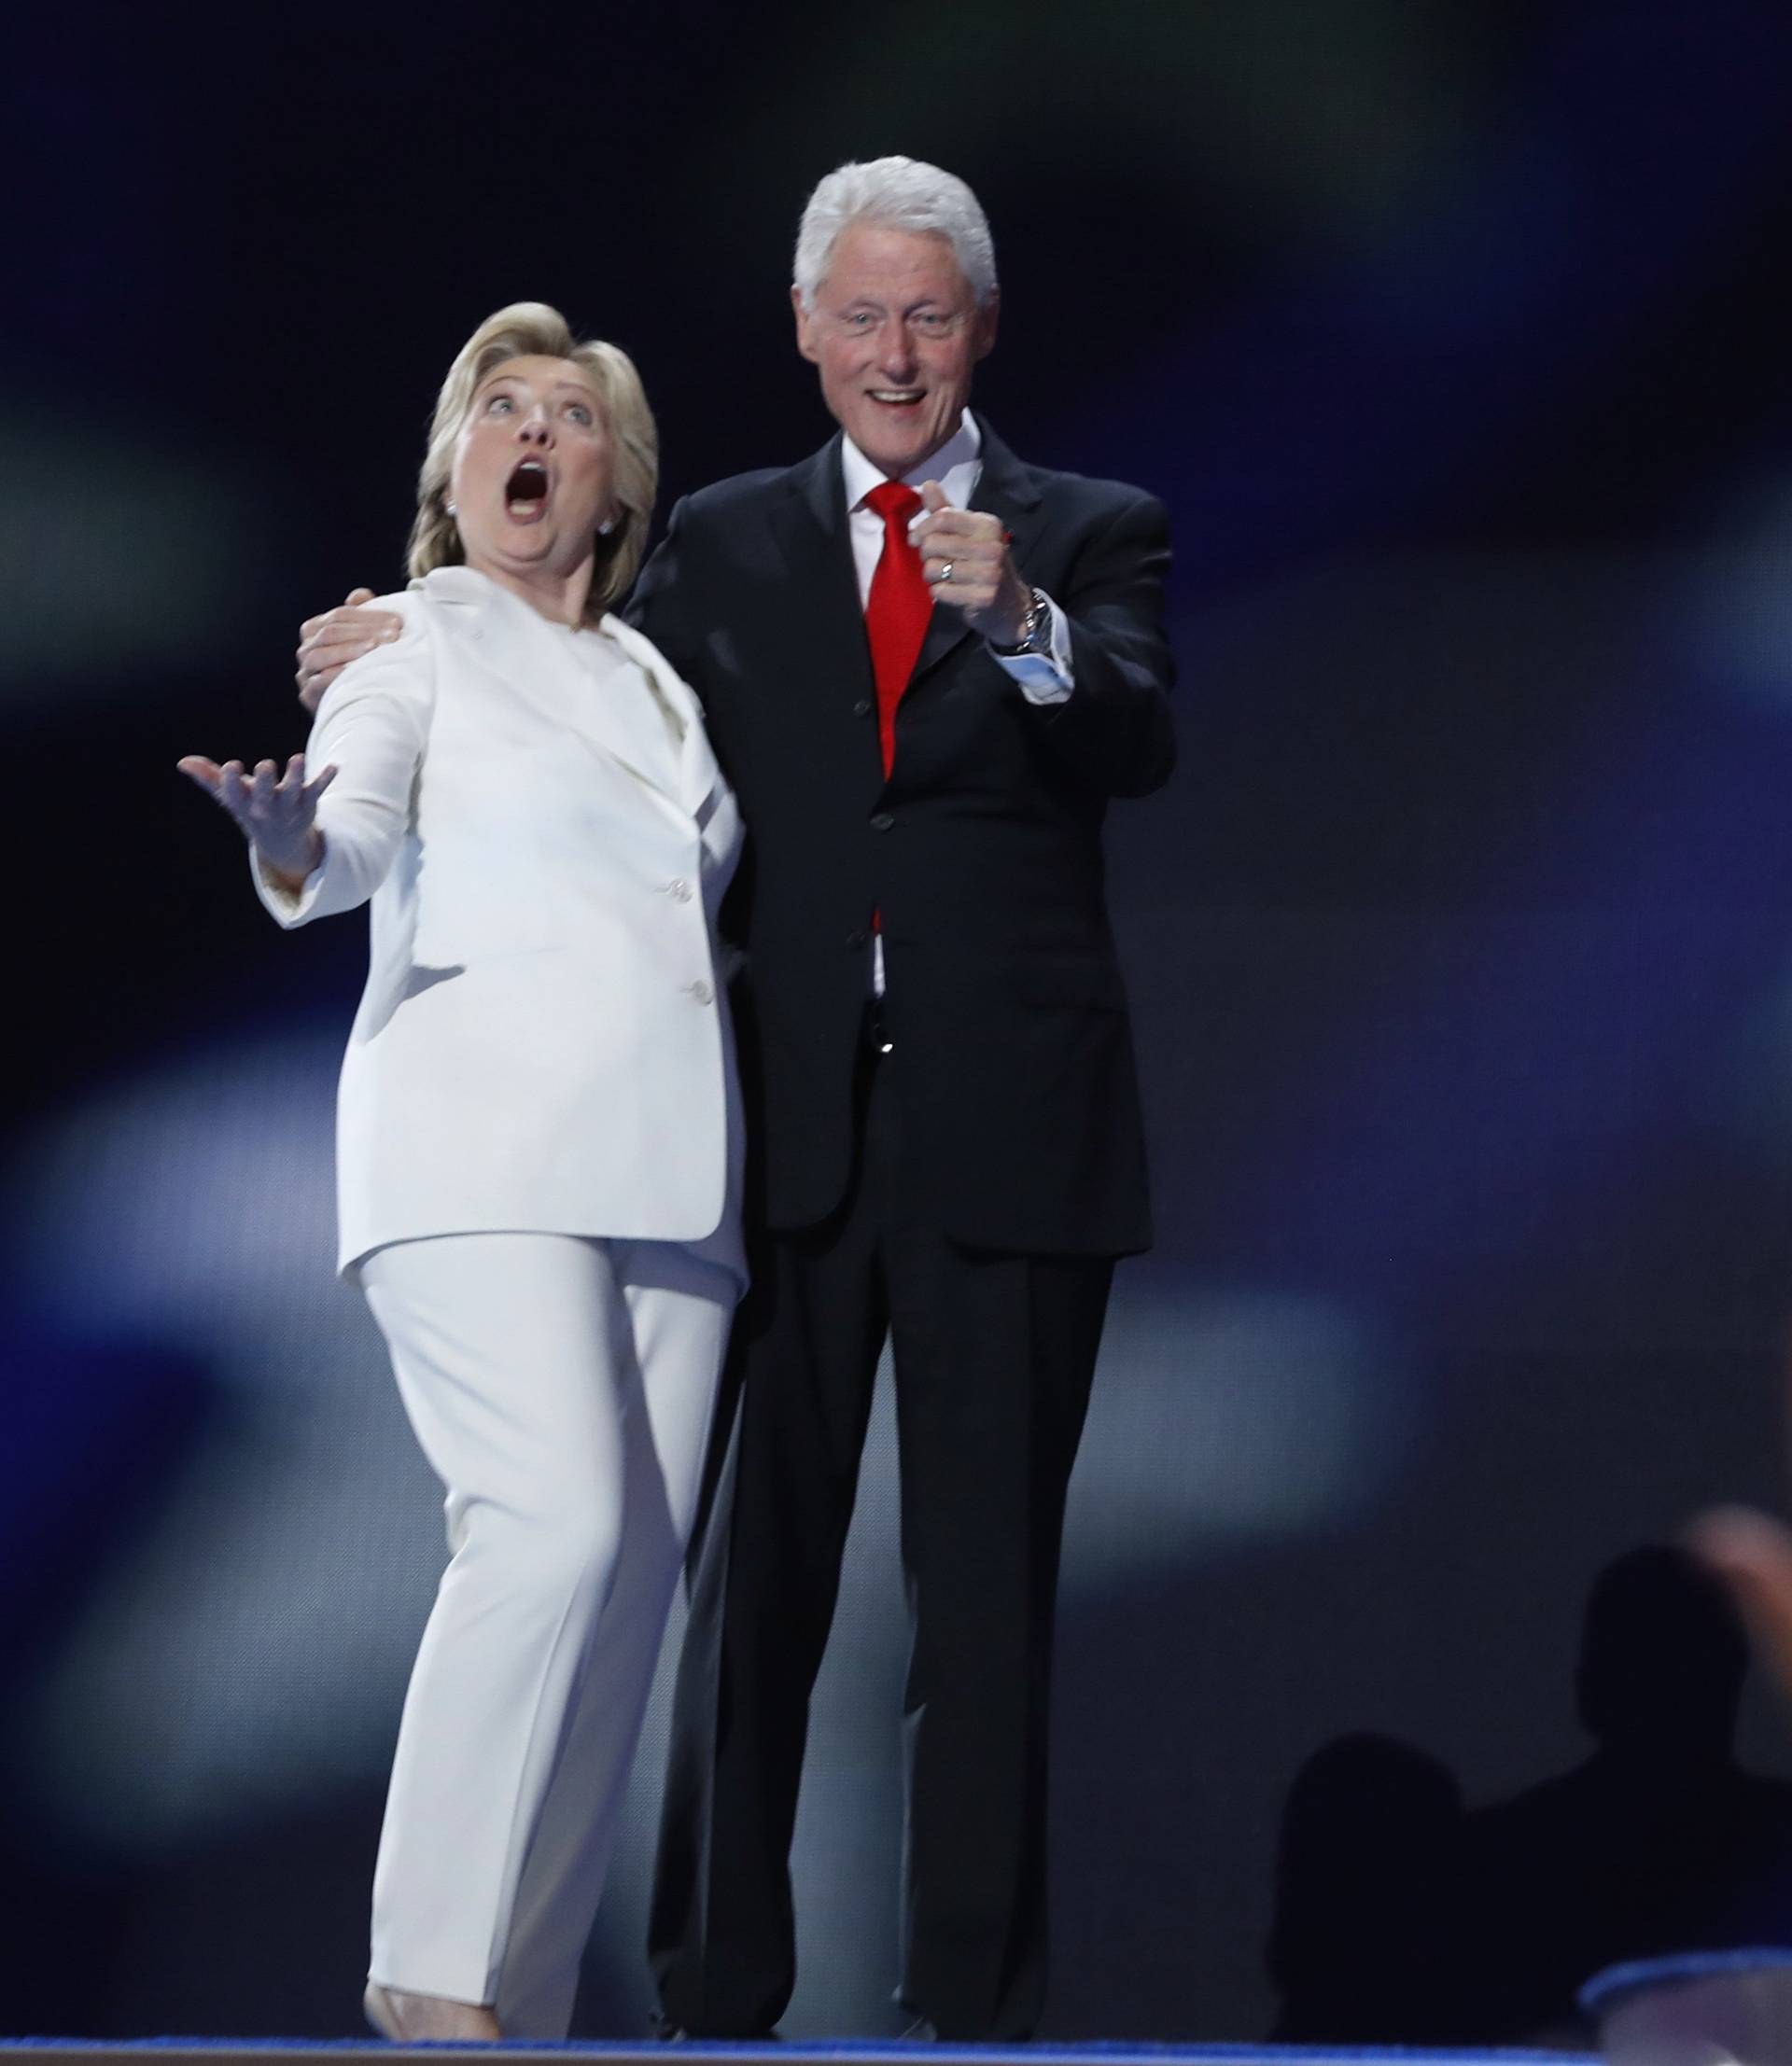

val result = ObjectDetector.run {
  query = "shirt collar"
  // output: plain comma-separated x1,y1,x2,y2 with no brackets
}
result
842,412,983,510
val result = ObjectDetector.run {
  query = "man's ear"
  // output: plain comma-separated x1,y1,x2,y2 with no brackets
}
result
974,287,1001,363
791,284,820,365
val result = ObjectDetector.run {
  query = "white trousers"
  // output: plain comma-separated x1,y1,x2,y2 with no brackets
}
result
359,1231,735,2038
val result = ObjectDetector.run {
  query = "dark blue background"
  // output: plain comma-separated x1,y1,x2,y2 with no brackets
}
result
7,0,1792,2044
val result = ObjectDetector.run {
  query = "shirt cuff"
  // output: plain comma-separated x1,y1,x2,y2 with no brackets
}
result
250,842,326,927
989,593,1074,704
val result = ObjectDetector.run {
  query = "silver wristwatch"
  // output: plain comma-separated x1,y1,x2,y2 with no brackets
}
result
988,587,1050,658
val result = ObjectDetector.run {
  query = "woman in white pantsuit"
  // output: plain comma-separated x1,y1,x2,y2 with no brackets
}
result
179,304,744,2042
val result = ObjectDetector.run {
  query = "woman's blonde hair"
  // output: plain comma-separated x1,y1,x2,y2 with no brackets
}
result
407,301,657,622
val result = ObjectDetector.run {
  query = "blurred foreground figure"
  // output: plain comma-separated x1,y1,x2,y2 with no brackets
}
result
1463,1547,1792,2046
1570,1381,1792,2065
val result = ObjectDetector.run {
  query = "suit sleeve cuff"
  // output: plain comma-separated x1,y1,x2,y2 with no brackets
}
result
250,842,327,928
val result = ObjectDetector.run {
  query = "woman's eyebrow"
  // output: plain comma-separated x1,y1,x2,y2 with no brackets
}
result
476,376,598,402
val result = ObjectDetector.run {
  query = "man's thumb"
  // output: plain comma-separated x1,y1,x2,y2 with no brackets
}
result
345,587,376,606
919,480,950,514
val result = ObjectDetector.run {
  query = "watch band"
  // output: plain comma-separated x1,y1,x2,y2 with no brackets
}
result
988,587,1049,658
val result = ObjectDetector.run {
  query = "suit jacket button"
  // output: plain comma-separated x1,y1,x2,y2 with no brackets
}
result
684,978,714,1005
852,698,873,719
871,812,894,831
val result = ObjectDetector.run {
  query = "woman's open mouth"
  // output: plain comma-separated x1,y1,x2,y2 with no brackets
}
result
505,458,551,521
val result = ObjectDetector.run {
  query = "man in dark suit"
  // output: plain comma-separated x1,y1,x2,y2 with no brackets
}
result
632,159,1174,2043
294,154,1172,2043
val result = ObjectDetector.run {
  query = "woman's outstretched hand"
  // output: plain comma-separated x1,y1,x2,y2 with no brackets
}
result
177,752,337,891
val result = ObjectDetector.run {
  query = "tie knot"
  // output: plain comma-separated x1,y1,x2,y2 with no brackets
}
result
864,480,922,527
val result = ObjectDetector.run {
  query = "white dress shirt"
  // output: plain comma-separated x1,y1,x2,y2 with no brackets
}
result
839,413,1075,702
841,413,1075,995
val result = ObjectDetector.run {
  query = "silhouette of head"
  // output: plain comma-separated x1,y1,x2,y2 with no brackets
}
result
1576,1544,1748,1756
1269,1731,1463,2006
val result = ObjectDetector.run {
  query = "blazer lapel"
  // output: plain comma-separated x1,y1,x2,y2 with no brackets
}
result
912,421,1046,683
423,567,689,810
602,612,728,822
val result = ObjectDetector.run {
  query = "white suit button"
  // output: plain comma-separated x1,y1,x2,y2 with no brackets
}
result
685,979,714,1005
665,877,693,902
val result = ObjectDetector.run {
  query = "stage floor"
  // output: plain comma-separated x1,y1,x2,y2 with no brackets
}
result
0,2042,1603,2065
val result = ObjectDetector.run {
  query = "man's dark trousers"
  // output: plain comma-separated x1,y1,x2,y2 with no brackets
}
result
650,1028,1113,2041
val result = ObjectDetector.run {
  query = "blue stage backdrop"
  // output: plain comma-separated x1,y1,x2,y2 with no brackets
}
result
7,0,1792,2044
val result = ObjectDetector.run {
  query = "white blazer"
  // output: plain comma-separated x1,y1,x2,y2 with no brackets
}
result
258,565,745,1284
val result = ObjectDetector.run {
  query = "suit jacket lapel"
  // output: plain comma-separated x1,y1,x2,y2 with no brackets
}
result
770,437,876,703
912,421,1046,683
760,425,1048,702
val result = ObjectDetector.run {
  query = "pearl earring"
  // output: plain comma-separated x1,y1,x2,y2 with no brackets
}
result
598,514,616,536
446,500,457,517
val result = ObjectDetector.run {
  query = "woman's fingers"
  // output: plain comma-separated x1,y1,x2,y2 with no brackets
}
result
180,752,329,859
222,769,254,824
195,760,252,832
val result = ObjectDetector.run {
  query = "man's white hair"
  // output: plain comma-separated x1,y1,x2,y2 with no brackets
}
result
793,156,998,311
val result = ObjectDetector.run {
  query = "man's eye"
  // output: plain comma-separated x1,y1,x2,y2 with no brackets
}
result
846,312,876,328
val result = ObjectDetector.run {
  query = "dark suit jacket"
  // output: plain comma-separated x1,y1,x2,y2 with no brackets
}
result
627,420,1174,1256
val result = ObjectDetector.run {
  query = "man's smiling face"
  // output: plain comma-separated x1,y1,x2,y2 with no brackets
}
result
792,221,998,479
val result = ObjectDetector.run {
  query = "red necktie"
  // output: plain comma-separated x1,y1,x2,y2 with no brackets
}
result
862,480,932,775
